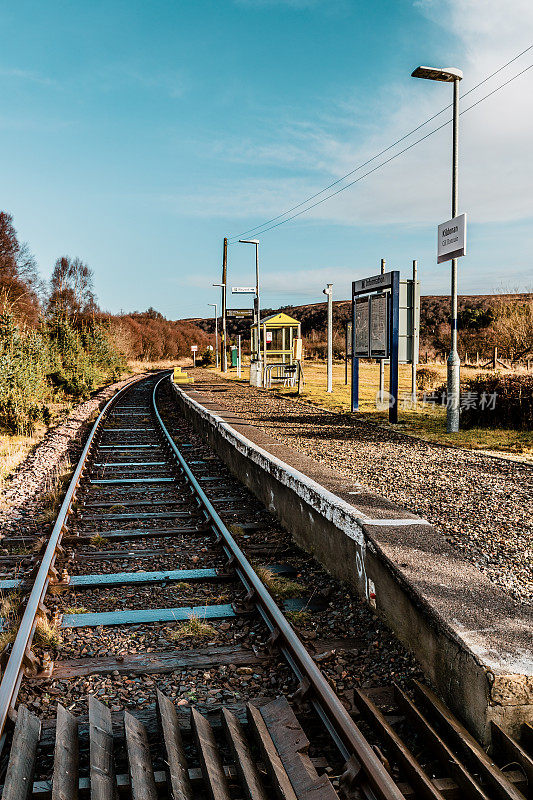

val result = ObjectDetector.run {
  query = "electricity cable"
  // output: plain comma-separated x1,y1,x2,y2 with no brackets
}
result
236,61,533,238
228,45,533,242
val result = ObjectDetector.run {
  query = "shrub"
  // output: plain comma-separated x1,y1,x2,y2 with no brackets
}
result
47,317,125,398
199,348,214,366
0,308,51,434
0,306,126,434
416,367,440,391
460,373,533,430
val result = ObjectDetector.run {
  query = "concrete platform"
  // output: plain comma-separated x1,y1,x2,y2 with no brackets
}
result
171,378,532,745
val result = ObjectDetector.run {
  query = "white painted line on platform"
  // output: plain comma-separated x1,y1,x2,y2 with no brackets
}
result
363,518,431,526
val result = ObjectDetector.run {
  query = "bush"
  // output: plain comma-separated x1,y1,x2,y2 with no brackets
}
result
416,367,440,391
0,309,51,434
460,373,533,430
199,348,214,366
0,308,126,434
47,318,125,398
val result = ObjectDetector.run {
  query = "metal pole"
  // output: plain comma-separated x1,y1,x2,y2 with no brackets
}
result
389,272,400,424
215,312,219,369
222,238,228,372
345,323,348,385
411,260,418,402
447,78,460,432
351,292,359,411
255,242,261,370
208,303,219,369
378,259,386,403
238,334,241,378
324,284,333,393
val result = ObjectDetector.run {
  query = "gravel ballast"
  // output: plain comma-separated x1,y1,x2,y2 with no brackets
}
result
189,369,532,604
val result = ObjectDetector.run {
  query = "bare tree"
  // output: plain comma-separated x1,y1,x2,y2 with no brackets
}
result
48,256,98,320
0,211,42,322
492,297,533,360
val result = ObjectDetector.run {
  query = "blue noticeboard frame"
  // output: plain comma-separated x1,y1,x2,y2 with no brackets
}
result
351,270,400,423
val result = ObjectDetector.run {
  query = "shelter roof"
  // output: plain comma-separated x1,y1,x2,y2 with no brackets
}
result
255,312,300,327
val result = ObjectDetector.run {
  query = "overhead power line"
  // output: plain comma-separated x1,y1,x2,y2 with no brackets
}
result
228,45,532,243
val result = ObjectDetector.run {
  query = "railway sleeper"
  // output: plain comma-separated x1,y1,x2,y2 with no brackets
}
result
2,693,529,800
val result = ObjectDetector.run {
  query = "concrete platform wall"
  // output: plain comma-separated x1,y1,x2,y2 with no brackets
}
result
171,381,532,744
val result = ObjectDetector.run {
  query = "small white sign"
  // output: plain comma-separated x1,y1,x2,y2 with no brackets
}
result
265,331,273,343
438,213,466,263
190,345,198,352
232,287,255,294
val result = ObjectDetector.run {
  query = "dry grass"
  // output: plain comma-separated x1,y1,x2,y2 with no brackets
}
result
0,628,18,652
209,361,532,458
167,614,217,640
0,399,75,494
128,359,179,375
286,609,312,626
37,461,73,524
228,523,245,537
89,533,109,547
255,566,305,598
0,591,22,651
64,606,88,614
0,591,21,621
0,429,43,494
34,616,62,649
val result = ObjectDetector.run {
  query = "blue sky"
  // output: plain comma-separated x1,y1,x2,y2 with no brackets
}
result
1,0,531,319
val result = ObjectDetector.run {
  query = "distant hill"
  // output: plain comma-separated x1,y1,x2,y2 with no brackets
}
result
188,293,532,359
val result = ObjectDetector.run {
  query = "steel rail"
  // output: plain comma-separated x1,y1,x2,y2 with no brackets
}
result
152,374,405,800
0,373,150,739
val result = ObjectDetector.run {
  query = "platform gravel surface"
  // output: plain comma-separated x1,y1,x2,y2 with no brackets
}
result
192,370,532,604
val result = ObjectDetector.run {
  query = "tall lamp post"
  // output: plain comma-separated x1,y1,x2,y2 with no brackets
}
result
238,239,260,365
208,303,219,369
213,282,227,372
412,65,463,433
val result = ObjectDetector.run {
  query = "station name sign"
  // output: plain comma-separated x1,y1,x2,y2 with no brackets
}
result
226,308,253,318
232,287,255,294
437,213,466,263
352,271,394,295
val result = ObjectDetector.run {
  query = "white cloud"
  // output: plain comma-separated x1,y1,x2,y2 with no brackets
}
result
182,0,533,231
95,63,188,99
0,67,56,87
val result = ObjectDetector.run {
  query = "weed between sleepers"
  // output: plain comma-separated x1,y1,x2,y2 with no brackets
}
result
166,612,218,641
254,566,305,598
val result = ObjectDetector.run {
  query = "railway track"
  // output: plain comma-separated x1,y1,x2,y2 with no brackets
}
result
0,371,530,799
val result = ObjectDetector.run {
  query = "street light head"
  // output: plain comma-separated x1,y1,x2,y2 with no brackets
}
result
239,239,259,245
411,65,463,82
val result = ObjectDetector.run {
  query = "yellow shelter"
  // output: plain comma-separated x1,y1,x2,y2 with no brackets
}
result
251,312,301,365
